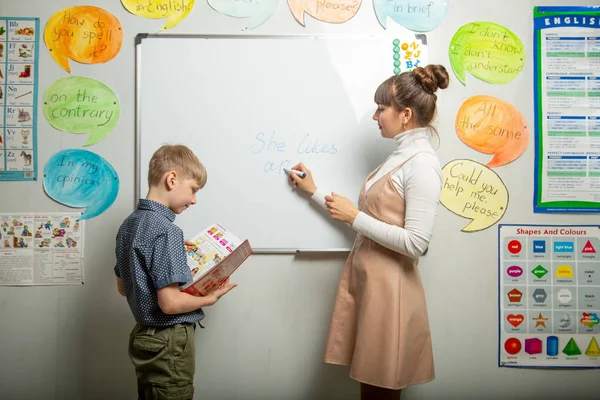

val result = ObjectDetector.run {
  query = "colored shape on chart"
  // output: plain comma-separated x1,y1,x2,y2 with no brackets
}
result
440,159,508,232
525,338,542,355
554,241,574,252
455,96,529,167
532,312,548,328
43,76,120,146
288,0,361,27
504,337,521,355
507,288,522,303
121,0,194,30
373,0,448,31
209,0,279,30
583,240,596,253
44,6,123,72
585,337,600,357
562,338,581,356
532,288,547,303
558,312,573,329
448,21,524,85
531,265,548,279
508,240,521,254
43,149,119,220
547,336,558,356
507,314,524,327
507,265,523,278
579,312,600,328
533,240,546,253
556,265,574,278
557,289,572,304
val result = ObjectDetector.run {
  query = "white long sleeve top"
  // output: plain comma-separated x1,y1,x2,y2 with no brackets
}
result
311,127,442,259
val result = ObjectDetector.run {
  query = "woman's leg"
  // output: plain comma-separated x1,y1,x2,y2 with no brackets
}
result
360,383,401,400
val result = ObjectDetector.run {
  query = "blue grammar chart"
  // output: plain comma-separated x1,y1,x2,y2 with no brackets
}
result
499,224,600,368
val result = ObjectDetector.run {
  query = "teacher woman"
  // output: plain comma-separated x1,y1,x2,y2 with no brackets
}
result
289,64,449,400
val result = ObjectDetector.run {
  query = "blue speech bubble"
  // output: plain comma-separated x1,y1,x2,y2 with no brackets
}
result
43,149,119,220
373,0,448,31
208,0,279,30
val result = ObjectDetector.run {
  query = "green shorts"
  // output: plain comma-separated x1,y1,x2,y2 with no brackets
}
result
129,323,196,400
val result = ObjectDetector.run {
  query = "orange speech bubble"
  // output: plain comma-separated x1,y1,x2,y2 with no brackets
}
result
288,0,362,26
122,0,195,31
455,95,529,168
44,6,123,73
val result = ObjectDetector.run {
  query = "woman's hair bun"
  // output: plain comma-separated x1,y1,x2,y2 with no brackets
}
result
413,64,450,94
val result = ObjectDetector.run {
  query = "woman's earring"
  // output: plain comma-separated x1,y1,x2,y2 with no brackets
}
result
403,123,407,130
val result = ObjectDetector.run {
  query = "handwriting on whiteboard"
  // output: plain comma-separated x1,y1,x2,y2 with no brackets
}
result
250,131,338,174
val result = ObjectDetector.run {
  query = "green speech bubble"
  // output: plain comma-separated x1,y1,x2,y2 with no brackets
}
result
43,76,120,146
449,22,525,85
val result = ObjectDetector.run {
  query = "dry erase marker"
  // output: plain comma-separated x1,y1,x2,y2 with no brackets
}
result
284,167,306,178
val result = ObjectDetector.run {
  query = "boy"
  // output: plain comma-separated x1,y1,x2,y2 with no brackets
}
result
115,144,236,399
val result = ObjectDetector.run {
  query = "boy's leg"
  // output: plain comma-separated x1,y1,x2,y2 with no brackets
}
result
129,323,196,400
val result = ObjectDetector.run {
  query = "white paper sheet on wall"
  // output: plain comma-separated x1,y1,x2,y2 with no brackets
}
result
0,212,84,285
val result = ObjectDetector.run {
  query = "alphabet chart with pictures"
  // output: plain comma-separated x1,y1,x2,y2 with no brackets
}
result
0,17,39,181
499,224,600,368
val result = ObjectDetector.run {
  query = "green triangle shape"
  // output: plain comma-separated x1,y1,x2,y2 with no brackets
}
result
562,338,581,356
532,265,548,279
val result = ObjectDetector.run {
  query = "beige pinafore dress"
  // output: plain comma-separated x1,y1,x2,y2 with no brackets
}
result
324,155,435,390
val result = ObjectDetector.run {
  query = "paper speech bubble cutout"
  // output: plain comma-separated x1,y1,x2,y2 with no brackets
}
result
43,149,119,220
440,159,508,232
373,0,448,31
122,0,195,30
288,0,361,26
44,6,123,72
209,0,279,30
449,21,524,85
43,77,120,146
455,95,529,167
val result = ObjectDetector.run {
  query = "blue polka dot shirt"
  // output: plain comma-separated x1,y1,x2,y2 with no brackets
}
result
115,199,205,327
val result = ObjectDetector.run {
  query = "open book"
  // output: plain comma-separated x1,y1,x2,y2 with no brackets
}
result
181,223,252,296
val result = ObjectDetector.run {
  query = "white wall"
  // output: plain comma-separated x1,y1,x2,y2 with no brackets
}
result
1,0,598,399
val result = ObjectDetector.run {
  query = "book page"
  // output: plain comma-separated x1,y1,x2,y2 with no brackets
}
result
186,223,242,280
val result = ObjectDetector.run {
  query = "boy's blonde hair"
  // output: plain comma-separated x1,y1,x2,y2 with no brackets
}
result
148,145,207,188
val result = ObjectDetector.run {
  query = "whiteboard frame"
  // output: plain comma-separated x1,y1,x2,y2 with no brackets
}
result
134,33,397,253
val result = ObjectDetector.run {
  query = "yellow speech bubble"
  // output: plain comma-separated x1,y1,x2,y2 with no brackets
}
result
44,6,123,73
122,0,195,30
440,159,508,232
288,0,361,26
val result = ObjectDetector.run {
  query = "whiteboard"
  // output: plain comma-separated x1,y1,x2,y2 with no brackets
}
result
137,35,407,250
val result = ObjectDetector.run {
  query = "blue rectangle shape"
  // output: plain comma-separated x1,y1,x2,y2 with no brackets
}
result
554,242,574,252
533,240,546,253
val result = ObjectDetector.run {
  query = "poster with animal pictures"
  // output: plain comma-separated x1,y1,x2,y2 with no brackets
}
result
0,17,39,181
0,213,84,285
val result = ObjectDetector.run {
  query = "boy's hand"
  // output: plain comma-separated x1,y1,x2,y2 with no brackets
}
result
219,277,230,288
205,282,237,306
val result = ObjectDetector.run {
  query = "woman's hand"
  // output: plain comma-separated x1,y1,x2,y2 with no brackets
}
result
324,192,359,224
288,162,317,195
